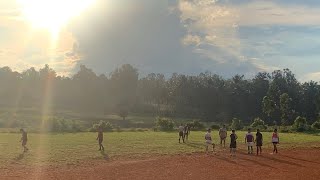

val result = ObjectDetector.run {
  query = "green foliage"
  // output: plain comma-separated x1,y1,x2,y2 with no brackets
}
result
262,96,275,117
311,119,320,130
45,118,82,132
188,120,204,130
155,117,174,131
250,117,267,130
230,118,243,130
292,116,308,132
91,120,114,132
280,93,292,126
210,124,220,130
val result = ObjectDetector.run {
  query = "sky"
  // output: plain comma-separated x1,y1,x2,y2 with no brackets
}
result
0,0,320,81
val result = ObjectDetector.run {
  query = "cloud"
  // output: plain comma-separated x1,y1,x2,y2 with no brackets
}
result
301,72,320,82
236,1,320,26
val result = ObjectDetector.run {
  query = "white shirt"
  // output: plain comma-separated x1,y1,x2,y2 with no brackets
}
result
205,132,212,141
179,126,184,132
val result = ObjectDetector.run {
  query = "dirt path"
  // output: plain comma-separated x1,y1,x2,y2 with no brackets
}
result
1,148,320,180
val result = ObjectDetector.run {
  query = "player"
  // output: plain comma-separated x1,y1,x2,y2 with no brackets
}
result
230,129,237,156
184,124,190,141
20,128,29,152
96,127,105,151
245,128,254,154
272,129,279,154
219,125,227,147
256,129,263,155
178,124,185,143
205,128,215,153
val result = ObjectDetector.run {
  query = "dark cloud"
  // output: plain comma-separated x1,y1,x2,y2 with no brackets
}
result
67,0,269,77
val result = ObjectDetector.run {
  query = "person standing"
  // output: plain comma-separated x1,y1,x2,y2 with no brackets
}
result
230,130,237,156
178,124,185,143
96,128,105,151
20,129,29,152
205,128,215,153
219,125,227,147
272,129,279,154
184,124,190,141
256,129,263,155
245,128,254,154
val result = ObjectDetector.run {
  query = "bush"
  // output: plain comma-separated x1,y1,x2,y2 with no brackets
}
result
91,120,114,132
211,124,220,130
230,118,243,130
189,120,205,130
155,117,174,131
251,117,267,130
292,116,308,132
311,120,320,130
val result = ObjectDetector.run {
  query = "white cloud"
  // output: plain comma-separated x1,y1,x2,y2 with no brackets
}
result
301,72,320,82
237,1,320,26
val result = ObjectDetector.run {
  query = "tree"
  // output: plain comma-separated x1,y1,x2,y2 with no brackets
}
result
262,96,275,124
292,116,308,132
251,117,267,130
280,93,292,126
110,64,139,118
230,118,243,130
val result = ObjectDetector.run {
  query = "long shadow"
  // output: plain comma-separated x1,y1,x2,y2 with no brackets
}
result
185,142,204,149
257,154,305,167
214,154,246,167
236,155,276,169
279,154,320,165
100,150,110,160
14,153,25,161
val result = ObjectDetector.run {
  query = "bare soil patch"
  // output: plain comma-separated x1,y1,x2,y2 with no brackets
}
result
1,148,320,180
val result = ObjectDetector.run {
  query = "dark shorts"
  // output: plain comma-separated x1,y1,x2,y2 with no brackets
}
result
273,142,278,145
230,142,236,148
179,132,183,136
99,139,103,144
256,140,262,146
22,141,27,146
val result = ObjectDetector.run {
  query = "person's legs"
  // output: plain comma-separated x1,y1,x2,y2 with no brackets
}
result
273,143,276,153
22,142,28,152
251,146,253,154
247,146,250,154
101,142,104,151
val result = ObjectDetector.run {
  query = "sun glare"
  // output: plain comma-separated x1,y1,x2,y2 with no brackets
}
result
18,0,95,39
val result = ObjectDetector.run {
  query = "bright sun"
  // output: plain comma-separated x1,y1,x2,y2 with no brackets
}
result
18,0,95,39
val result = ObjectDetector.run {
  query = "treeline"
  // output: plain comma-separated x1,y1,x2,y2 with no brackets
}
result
0,64,319,126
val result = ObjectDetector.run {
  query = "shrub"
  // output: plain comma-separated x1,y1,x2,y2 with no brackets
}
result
189,120,205,130
311,120,320,130
292,116,308,132
230,118,243,130
155,117,174,131
91,120,114,132
251,117,267,130
211,124,220,130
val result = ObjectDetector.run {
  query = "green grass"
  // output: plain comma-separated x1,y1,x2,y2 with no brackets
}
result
0,131,320,167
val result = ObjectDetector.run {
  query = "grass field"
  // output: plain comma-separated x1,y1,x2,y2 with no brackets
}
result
1,131,320,167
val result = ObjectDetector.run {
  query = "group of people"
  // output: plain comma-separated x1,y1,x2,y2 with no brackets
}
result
19,124,280,156
204,125,280,156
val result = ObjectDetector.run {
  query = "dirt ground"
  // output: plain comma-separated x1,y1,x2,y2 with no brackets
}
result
1,148,320,180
